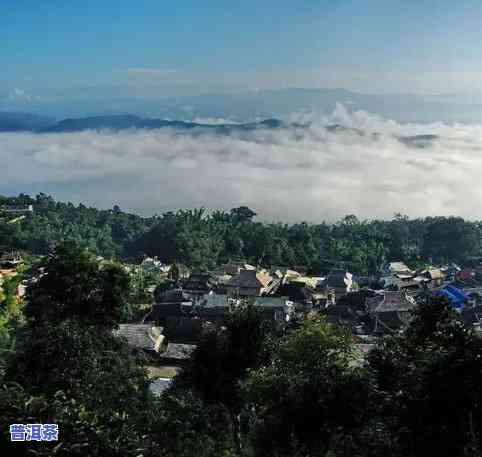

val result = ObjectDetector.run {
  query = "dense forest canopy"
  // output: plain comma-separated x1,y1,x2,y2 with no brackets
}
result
0,193,157,259
1,194,481,274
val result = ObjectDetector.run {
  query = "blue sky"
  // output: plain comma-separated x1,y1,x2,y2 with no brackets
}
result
4,1,482,219
3,0,482,99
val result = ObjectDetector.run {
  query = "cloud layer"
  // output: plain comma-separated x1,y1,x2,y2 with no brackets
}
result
1,105,481,222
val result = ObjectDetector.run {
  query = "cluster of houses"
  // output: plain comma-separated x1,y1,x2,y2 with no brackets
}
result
115,257,482,394
117,260,353,394
5,247,482,395
325,260,482,340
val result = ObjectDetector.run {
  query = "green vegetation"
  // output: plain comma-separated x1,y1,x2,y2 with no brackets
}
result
1,242,482,456
0,193,156,258
125,211,482,274
2,195,481,273
24,241,132,327
0,242,152,456
0,270,26,370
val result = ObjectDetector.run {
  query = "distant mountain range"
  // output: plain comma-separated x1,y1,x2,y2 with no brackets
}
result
0,112,285,133
0,112,54,132
3,87,482,123
0,112,439,147
42,114,285,133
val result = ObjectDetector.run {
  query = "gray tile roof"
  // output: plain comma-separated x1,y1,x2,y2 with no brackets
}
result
114,324,164,352
161,343,196,361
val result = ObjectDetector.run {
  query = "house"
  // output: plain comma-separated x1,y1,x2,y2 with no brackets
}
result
325,270,353,300
0,252,23,269
434,284,469,310
219,261,256,276
382,262,413,276
114,324,165,358
457,269,477,284
420,268,445,287
0,204,34,215
391,277,425,295
324,289,376,331
140,257,171,274
144,301,193,323
273,275,329,309
371,291,417,334
325,304,360,328
198,293,238,325
143,290,202,342
182,273,217,298
198,304,233,325
225,269,278,297
199,293,293,325
157,289,193,305
441,264,461,281
272,268,301,281
274,281,314,307
287,275,324,289
147,342,196,396
380,262,415,288
252,296,295,323
159,342,196,366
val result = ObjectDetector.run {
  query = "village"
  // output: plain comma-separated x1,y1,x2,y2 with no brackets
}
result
2,202,482,396
126,257,482,391
4,236,482,397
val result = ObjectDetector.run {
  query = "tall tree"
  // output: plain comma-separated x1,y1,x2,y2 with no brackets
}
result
25,241,131,327
368,296,482,457
422,217,480,263
243,317,371,457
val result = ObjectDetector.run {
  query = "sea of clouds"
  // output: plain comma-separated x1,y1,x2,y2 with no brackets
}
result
1,104,481,222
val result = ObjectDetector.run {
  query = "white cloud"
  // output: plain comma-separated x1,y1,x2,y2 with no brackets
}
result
192,117,241,125
8,87,33,102
1,106,482,222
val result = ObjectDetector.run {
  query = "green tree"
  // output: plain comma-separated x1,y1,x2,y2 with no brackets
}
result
368,296,482,457
422,217,480,263
1,324,153,457
230,206,257,224
0,242,153,457
25,241,130,328
148,390,235,457
176,305,270,410
0,273,26,372
174,304,271,453
243,317,371,457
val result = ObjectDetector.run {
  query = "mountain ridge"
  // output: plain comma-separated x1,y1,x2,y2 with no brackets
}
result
0,112,439,147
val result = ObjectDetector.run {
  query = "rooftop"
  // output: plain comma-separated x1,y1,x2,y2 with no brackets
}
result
114,324,164,353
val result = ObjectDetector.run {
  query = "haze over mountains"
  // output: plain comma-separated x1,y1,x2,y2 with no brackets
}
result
2,100,478,223
3,87,482,124
0,110,440,150
3,88,482,223
0,113,284,134
0,111,54,132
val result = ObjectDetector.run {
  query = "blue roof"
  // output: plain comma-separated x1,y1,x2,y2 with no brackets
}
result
435,284,468,309
444,284,469,302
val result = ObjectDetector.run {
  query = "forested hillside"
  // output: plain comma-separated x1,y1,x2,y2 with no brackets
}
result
128,209,481,273
1,194,481,273
0,194,156,258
